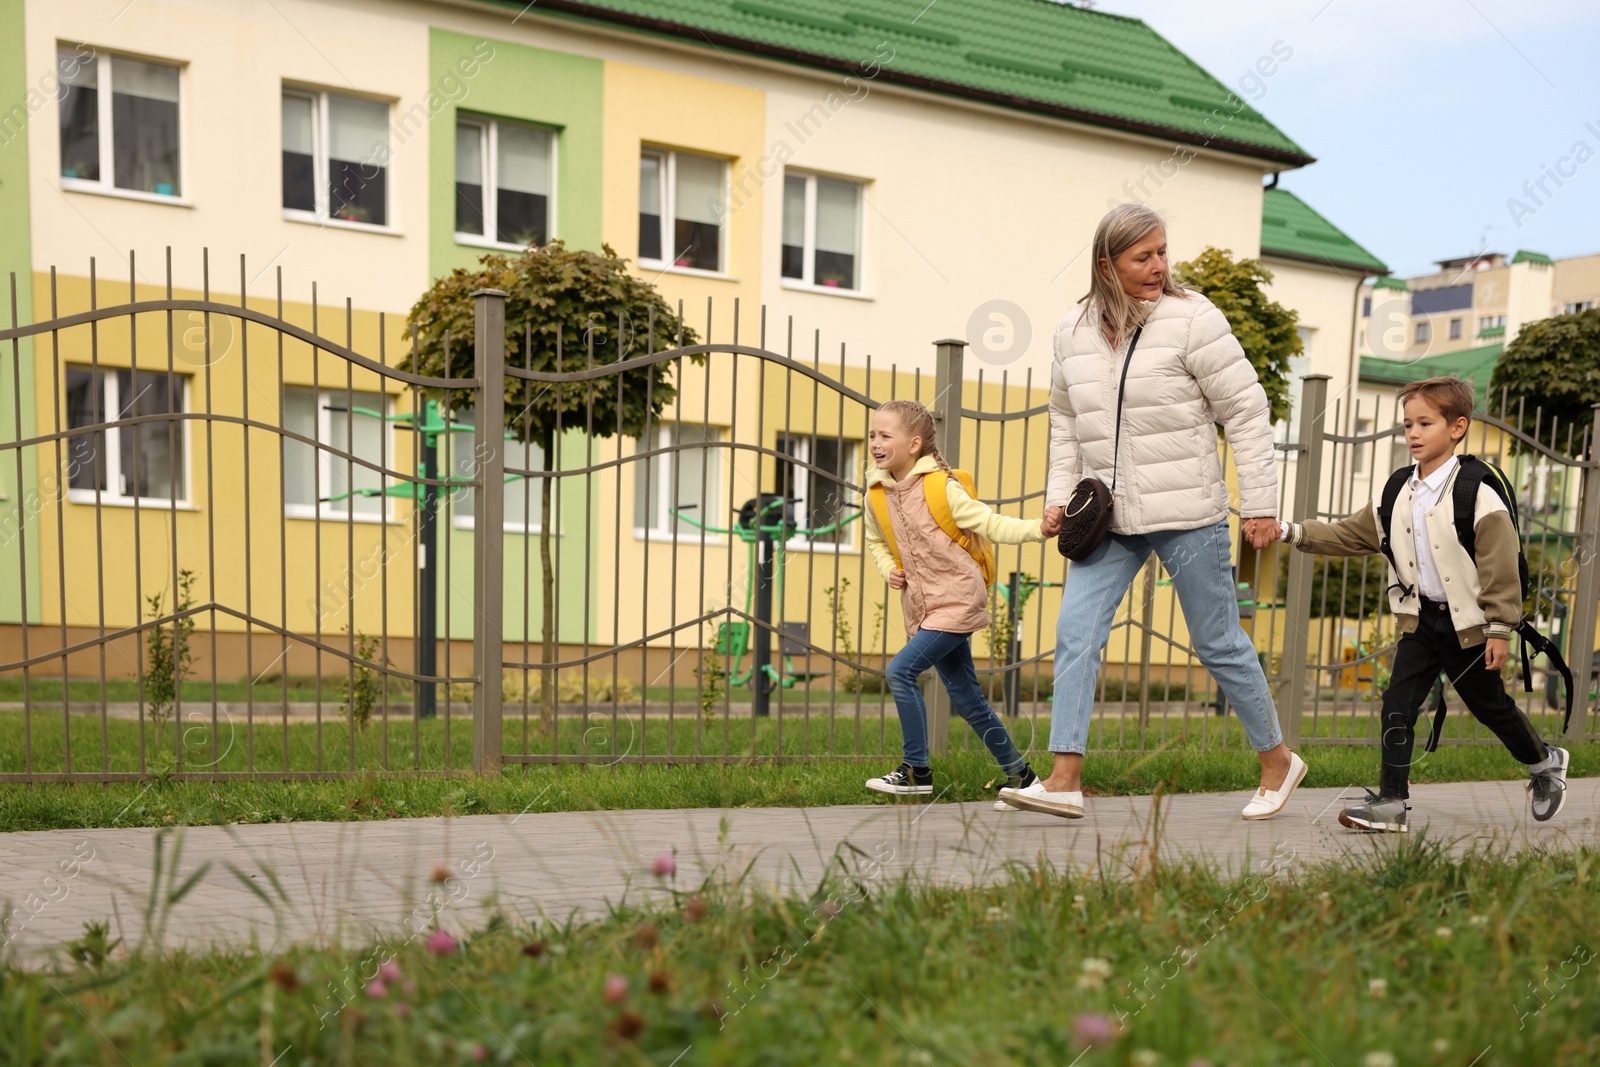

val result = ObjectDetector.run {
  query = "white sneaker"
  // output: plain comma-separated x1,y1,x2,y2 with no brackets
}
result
998,780,1084,819
1241,751,1308,820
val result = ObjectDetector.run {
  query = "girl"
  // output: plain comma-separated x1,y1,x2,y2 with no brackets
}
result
862,400,1059,809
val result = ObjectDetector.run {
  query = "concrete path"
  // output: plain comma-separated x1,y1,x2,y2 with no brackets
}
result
3,778,1594,965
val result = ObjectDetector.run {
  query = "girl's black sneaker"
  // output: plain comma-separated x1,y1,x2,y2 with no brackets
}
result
866,763,933,795
994,765,1038,811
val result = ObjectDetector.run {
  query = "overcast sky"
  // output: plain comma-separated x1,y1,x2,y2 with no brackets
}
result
1102,0,1600,276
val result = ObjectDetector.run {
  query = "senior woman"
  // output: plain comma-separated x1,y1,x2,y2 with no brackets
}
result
1001,203,1307,821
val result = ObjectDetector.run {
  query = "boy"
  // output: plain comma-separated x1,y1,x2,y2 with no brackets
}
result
1264,376,1568,831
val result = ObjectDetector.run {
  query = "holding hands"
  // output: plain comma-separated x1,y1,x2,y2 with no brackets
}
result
1042,505,1064,539
1242,517,1282,550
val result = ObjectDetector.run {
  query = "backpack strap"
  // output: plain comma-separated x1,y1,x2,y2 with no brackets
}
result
1518,619,1575,735
1376,465,1415,599
866,483,901,571
924,469,997,585
1423,676,1449,753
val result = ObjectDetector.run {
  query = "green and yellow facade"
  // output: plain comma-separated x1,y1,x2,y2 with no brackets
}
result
0,0,1386,684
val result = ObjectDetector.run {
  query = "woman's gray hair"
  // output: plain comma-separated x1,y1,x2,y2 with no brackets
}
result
1077,203,1188,344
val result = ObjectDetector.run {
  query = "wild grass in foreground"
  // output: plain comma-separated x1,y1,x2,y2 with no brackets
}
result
2,838,1595,1065
1,737,1594,833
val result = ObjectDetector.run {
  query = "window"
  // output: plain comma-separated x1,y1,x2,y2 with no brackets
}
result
1478,314,1506,331
454,117,554,248
1566,301,1595,315
633,423,722,538
638,149,726,273
1278,329,1313,446
1449,317,1463,340
1352,418,1372,475
282,387,390,519
282,88,390,227
65,366,187,504
1361,296,1371,318
1390,430,1411,473
774,434,856,546
781,172,863,291
449,411,547,531
1414,321,1430,344
59,49,182,199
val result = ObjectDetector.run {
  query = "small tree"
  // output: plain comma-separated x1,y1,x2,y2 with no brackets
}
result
144,569,197,730
1173,248,1302,424
404,242,697,733
1487,307,1600,452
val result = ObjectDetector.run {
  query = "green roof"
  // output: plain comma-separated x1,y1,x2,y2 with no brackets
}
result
1478,324,1506,338
1511,249,1553,265
1360,342,1504,397
1260,188,1387,274
492,0,1314,165
1372,275,1408,291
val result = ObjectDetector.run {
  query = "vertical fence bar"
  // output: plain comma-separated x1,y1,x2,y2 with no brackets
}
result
924,337,966,755
1279,373,1329,749
471,289,507,774
1564,403,1600,744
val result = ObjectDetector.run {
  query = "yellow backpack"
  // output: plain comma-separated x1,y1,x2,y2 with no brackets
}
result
866,469,998,586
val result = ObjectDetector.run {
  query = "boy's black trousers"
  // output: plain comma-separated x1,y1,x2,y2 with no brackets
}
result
1379,599,1549,800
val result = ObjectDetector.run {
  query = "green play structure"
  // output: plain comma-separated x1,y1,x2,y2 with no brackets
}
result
671,494,863,716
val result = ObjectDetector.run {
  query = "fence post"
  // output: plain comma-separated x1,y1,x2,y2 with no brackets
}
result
925,338,967,755
1563,404,1600,743
1278,373,1330,750
471,289,508,775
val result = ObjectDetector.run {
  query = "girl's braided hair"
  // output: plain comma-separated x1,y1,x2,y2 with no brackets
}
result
876,399,951,474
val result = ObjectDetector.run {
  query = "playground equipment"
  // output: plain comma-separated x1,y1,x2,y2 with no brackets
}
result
321,398,526,719
671,494,863,717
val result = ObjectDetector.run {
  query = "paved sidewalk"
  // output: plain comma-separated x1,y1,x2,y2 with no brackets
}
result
3,778,1594,965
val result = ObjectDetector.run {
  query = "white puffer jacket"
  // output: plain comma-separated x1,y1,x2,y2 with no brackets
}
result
1046,291,1278,535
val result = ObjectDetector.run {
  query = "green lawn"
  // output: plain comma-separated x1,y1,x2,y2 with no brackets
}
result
0,703,1592,833
3,839,1595,1064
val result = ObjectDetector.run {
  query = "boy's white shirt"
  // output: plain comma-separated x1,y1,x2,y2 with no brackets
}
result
863,455,1045,579
1409,455,1460,601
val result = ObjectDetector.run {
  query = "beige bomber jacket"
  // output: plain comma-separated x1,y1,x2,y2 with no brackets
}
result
1283,461,1522,648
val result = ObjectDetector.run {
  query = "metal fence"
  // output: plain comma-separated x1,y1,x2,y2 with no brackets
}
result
1,261,1594,782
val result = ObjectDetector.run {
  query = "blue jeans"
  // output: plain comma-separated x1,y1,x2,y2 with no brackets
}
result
886,628,1028,774
1050,519,1284,755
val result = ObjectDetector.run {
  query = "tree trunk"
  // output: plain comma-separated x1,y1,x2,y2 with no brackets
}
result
539,430,556,735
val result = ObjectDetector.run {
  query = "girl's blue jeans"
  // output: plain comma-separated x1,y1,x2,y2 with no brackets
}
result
886,628,1028,774
1050,519,1284,755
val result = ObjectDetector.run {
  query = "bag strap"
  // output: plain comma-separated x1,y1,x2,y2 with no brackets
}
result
866,483,901,571
1107,326,1143,493
1376,465,1415,599
925,469,996,584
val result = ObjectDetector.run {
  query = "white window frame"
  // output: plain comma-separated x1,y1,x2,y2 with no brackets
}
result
780,169,868,298
453,115,559,252
632,423,724,543
64,366,192,509
1448,317,1463,340
637,147,729,278
1565,301,1595,315
775,433,859,552
59,48,189,206
1478,314,1506,331
1414,320,1430,344
281,85,396,234
281,387,396,524
448,418,551,535
1352,418,1373,475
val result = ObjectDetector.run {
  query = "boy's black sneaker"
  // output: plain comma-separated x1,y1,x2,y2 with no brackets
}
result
994,765,1038,811
866,763,933,796
1529,746,1569,822
1337,789,1409,833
